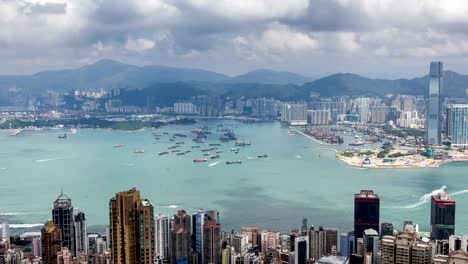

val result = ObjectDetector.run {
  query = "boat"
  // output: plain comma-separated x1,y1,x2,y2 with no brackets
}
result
191,146,201,149
235,140,251,146
257,154,268,158
172,150,181,153
163,132,169,135
176,142,185,145
234,150,239,154
349,140,365,146
204,153,210,156
184,150,191,154
211,154,220,159
230,148,239,152
177,152,186,156
226,160,242,165
194,158,208,162
170,138,175,141
216,150,223,153
113,144,126,148
202,148,212,152
58,134,67,139
209,143,221,146
158,151,169,156
134,150,145,154
174,133,187,138
154,137,160,140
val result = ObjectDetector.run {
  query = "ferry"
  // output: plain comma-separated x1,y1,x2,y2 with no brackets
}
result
113,144,126,148
226,160,242,165
257,154,268,158
194,158,208,163
211,154,220,159
134,150,145,154
158,151,169,156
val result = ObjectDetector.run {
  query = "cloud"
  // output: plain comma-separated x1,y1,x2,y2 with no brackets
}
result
125,37,156,53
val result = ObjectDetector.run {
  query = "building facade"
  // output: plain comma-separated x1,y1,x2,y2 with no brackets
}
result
426,61,443,145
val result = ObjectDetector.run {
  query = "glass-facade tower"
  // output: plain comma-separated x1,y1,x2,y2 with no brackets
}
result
447,104,468,148
426,61,443,145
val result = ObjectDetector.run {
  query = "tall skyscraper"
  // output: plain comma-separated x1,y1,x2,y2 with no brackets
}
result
192,210,219,262
446,104,468,148
41,220,62,264
171,210,191,264
74,211,88,256
52,190,74,252
109,188,155,264
381,223,394,237
1,223,9,248
155,213,170,262
202,220,221,264
354,190,380,241
426,61,443,145
294,236,309,264
431,190,456,240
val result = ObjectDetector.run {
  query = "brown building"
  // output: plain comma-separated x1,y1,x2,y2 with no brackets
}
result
241,226,259,247
203,220,221,264
41,220,62,264
171,210,191,264
109,188,155,264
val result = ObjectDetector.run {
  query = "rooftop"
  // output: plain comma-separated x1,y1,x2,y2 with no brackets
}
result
355,190,379,199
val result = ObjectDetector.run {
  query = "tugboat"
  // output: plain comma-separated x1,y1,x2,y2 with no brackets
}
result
194,158,208,163
226,160,242,165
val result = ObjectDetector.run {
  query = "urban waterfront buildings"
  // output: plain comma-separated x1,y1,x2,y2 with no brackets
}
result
447,104,468,148
281,103,307,125
109,188,155,264
431,190,456,240
426,61,444,145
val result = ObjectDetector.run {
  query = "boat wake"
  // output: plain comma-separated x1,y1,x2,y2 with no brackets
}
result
158,205,179,209
35,158,61,163
395,186,447,209
450,189,468,197
296,155,302,159
247,156,254,160
208,160,223,167
5,224,44,229
0,212,26,216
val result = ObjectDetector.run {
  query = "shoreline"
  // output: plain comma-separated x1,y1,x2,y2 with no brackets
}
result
292,128,334,146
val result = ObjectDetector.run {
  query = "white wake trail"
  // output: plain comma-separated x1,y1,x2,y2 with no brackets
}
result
208,160,223,167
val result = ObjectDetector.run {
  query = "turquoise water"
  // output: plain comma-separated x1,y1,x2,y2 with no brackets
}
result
0,121,467,234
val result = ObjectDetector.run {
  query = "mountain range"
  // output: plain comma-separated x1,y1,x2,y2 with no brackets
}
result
1,59,467,104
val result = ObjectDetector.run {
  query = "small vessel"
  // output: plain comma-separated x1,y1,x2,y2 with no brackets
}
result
226,160,242,165
257,154,268,158
202,148,212,152
134,150,145,154
172,150,181,153
184,150,191,154
158,151,169,156
176,142,184,145
58,134,67,139
194,158,208,163
216,150,223,153
234,150,239,154
163,132,169,135
170,138,175,141
230,148,239,152
349,140,365,146
113,144,126,148
177,152,186,156
211,154,220,159
209,143,221,146
154,137,161,140
204,153,210,156
191,146,201,149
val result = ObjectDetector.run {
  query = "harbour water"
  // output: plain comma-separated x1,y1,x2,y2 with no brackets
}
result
1,120,467,234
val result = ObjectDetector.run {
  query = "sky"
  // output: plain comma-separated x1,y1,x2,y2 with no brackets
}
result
2,0,468,78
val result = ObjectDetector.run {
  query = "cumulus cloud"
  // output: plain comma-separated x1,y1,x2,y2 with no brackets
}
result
2,0,468,75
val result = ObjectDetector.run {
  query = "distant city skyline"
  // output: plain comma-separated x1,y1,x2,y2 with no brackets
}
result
3,1,468,77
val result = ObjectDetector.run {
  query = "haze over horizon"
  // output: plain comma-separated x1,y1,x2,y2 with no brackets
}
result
3,0,468,77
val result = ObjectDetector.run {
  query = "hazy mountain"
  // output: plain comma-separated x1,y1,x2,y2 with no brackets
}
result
0,59,229,93
228,69,312,85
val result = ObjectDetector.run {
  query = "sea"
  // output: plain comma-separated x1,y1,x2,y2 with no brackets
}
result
0,120,467,235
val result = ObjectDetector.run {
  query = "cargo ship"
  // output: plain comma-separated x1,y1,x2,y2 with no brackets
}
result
134,150,145,154
113,144,126,148
158,151,169,155
226,160,242,165
211,154,220,159
257,154,268,158
194,158,208,162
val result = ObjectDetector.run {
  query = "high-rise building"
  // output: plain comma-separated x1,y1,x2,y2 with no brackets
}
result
340,234,349,258
281,103,307,125
202,220,221,264
155,213,170,262
449,235,468,252
381,223,394,237
380,231,432,264
308,226,325,262
354,190,380,241
32,237,42,258
109,188,155,264
73,211,88,257
1,223,9,248
260,230,280,254
431,190,456,240
41,220,62,264
52,190,74,252
57,247,72,264
241,226,259,247
426,61,443,145
294,236,309,264
363,229,379,264
192,210,219,262
324,228,338,256
446,104,468,148
171,210,191,264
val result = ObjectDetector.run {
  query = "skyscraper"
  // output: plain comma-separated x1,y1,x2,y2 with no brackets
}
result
294,236,309,264
446,104,468,148
155,213,170,262
109,188,155,264
41,220,62,264
1,223,9,248
202,220,221,264
171,210,191,264
354,190,380,241
74,211,88,256
426,61,443,145
52,190,74,252
431,190,456,240
192,210,219,263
